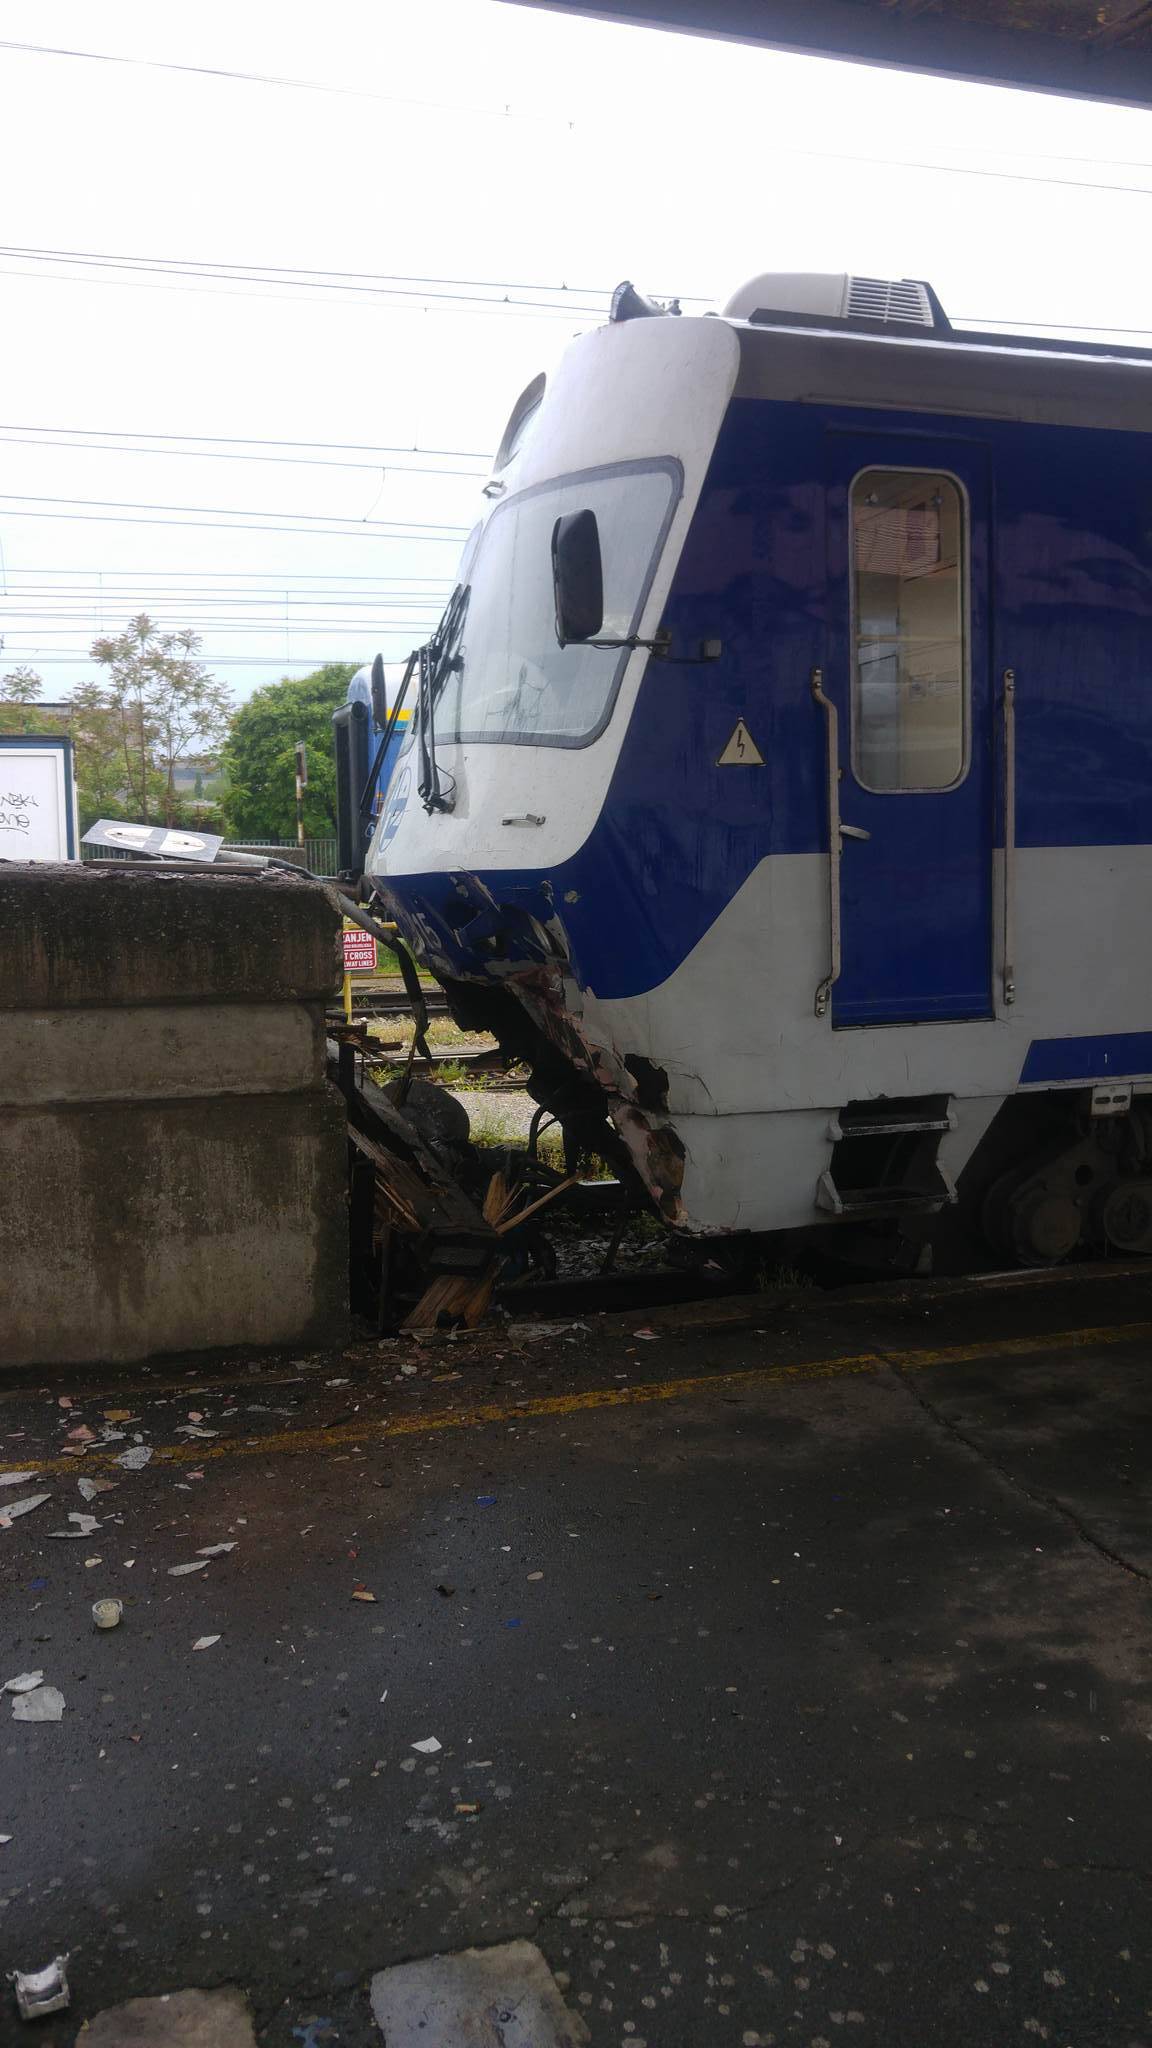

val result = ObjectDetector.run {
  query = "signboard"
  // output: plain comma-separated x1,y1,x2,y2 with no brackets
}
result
82,820,224,862
342,925,378,973
0,737,79,862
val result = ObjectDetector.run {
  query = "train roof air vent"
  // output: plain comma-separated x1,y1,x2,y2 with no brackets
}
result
722,272,949,336
846,276,934,327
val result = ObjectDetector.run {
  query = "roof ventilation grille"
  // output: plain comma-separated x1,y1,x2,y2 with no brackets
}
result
846,276,934,328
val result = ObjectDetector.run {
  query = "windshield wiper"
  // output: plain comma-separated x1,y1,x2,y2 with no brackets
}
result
416,582,469,815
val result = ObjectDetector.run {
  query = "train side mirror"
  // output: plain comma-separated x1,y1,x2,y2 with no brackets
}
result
552,509,603,646
370,651,388,730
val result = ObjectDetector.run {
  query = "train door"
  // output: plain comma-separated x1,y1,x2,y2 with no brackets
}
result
823,434,993,1027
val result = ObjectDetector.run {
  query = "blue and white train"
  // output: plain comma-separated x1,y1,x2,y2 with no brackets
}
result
364,273,1152,1266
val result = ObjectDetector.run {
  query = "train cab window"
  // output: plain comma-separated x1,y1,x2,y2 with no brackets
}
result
434,459,681,748
850,470,968,791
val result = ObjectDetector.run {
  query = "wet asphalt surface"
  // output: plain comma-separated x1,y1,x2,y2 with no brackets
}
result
1,1267,1151,2048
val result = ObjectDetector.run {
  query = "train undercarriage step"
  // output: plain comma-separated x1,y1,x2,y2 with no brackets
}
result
817,1095,956,1219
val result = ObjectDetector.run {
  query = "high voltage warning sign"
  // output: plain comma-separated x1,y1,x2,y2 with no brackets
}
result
716,719,764,766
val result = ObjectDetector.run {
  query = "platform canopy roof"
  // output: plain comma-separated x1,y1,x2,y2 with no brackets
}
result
502,0,1152,108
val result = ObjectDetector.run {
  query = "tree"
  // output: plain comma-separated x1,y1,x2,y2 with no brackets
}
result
0,666,57,739
89,614,232,825
221,663,357,840
66,679,138,826
1,665,45,705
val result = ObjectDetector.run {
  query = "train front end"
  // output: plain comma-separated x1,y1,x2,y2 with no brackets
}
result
364,302,741,1223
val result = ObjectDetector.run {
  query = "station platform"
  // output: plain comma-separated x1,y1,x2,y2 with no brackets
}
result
3,1264,1150,2045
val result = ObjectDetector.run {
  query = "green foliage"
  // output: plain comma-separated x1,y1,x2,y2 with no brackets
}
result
89,614,232,826
220,663,357,839
0,622,233,832
0,667,61,740
0,665,44,705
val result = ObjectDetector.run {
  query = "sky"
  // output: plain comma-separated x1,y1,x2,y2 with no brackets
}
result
1,0,1151,704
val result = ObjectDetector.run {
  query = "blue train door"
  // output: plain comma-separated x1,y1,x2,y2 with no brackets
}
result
824,434,993,1027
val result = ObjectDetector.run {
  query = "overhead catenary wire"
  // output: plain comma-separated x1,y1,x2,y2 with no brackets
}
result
6,42,1152,194
0,422,493,458
2,247,1150,343
0,509,469,540
0,491,467,530
0,435,489,478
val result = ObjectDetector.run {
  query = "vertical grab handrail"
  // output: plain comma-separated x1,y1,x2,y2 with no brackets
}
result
811,666,841,1018
1002,667,1016,1007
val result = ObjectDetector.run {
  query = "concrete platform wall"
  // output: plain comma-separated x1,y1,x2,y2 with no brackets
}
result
0,863,348,1367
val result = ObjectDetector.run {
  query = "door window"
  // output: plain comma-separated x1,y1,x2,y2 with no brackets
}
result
850,469,968,791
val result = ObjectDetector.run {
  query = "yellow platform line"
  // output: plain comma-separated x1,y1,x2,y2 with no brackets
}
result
22,1318,1152,1478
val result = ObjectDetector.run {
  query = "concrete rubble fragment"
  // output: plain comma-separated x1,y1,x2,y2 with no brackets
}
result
81,1984,258,2045
369,1939,589,2047
116,1446,154,1471
0,1491,50,1527
48,1511,101,1538
12,1684,65,1723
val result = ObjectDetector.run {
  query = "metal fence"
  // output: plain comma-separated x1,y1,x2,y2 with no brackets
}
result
80,836,340,873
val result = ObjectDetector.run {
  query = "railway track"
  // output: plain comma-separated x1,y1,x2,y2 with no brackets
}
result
339,988,451,1019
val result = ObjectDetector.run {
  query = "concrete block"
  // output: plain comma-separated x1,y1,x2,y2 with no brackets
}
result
83,1985,257,2046
0,1001,326,1106
370,1940,589,2046
0,861,340,1009
0,863,349,1367
1,1092,348,1366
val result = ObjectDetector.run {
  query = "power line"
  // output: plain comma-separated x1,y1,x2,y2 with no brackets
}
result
0,433,488,478
0,422,492,458
0,490,468,529
8,654,427,667
9,36,1152,184
0,247,612,317
7,244,1152,345
0,566,457,580
0,37,572,124
0,247,640,299
0,508,469,540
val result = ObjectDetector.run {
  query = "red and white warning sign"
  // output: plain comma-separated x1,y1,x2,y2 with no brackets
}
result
342,926,378,973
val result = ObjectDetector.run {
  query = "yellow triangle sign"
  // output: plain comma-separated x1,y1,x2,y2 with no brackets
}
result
716,718,764,767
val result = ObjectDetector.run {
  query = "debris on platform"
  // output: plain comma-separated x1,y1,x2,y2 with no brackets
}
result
92,1599,123,1630
48,1511,101,1538
81,1985,257,2045
116,1446,153,1471
168,1559,210,1577
192,1635,221,1652
11,1684,65,1723
2,1670,44,1694
8,1953,70,2020
0,1491,50,1528
411,1735,442,1754
0,1472,38,1487
78,1476,117,1502
370,1938,589,2047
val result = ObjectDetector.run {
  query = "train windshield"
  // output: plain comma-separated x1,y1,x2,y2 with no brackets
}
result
435,460,680,748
